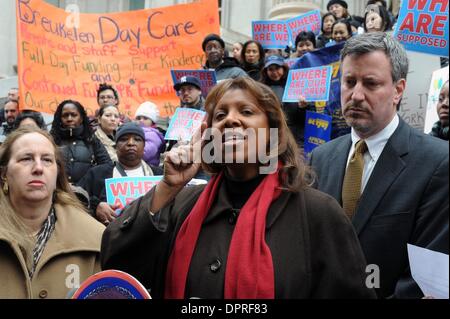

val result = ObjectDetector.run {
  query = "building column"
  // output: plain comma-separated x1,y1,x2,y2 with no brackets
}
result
268,0,322,20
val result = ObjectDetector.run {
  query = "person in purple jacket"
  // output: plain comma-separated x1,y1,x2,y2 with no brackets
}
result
134,101,166,167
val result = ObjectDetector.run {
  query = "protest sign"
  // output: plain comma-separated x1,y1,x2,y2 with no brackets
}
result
284,57,300,69
105,176,163,213
170,69,216,98
252,21,289,49
282,65,332,103
394,0,448,57
399,51,441,131
165,107,206,141
292,42,349,139
424,66,449,133
286,10,322,43
16,0,220,117
304,111,332,156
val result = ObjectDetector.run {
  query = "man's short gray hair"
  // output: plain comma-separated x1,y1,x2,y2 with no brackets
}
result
341,32,409,83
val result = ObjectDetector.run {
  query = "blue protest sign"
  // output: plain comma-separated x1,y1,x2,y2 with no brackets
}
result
171,69,217,98
286,10,322,44
284,57,301,69
291,42,349,139
165,107,206,141
105,176,163,213
282,65,332,103
252,20,290,49
394,0,448,57
304,111,332,156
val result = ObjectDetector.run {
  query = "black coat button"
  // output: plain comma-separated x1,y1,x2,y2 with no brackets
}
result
209,258,222,273
228,209,239,225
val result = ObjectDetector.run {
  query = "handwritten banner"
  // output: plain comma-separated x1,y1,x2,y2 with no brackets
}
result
252,21,289,49
394,0,448,57
105,176,163,213
304,111,332,156
16,0,220,117
165,107,206,141
282,65,332,103
286,10,322,43
170,69,217,98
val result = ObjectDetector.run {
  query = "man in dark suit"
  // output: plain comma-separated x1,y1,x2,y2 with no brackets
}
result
309,32,449,298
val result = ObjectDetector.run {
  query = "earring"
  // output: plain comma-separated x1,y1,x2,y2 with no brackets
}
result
2,179,8,195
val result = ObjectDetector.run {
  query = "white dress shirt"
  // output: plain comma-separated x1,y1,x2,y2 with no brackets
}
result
346,114,400,192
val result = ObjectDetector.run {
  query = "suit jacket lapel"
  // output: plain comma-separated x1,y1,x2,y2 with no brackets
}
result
328,137,352,203
352,119,410,235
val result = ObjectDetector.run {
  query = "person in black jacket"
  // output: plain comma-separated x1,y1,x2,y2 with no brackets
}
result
78,122,162,224
50,100,111,184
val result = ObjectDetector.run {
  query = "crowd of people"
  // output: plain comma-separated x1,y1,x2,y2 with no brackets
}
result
0,0,448,299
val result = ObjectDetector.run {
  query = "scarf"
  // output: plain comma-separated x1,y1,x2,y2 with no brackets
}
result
164,169,281,299
29,206,56,278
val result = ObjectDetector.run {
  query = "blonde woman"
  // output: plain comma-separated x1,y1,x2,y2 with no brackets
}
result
0,127,104,298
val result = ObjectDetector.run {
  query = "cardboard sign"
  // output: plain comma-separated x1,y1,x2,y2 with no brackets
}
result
282,65,332,102
105,176,163,213
171,69,217,98
252,21,289,49
394,0,449,57
165,107,206,141
16,0,220,117
304,111,332,156
286,10,322,43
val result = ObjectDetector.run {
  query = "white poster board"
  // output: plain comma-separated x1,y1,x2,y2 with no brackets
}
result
423,66,449,134
398,52,441,131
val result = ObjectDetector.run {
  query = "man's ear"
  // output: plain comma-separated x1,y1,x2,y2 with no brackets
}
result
393,78,406,107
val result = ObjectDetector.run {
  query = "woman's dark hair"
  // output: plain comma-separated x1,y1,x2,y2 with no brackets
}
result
363,5,392,32
332,19,353,38
50,100,93,145
321,12,337,34
13,111,47,130
241,40,266,66
366,0,387,8
294,31,317,48
96,83,119,104
98,104,120,118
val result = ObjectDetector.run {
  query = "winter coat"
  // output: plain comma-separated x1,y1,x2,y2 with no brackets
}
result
203,57,247,81
78,162,163,216
101,181,376,299
0,204,104,299
142,126,166,167
57,129,112,184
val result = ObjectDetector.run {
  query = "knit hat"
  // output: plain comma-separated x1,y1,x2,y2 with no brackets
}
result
115,122,145,143
202,33,225,51
134,101,159,123
327,0,348,10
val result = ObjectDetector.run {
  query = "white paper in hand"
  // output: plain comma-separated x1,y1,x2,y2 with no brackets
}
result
407,244,449,299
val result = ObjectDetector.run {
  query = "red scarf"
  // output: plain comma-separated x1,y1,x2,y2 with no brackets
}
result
164,169,281,299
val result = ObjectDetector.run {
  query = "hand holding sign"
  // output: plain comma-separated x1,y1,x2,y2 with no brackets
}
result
96,202,121,225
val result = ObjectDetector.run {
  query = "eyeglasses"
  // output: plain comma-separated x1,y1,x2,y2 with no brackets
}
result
136,116,150,121
99,95,116,100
